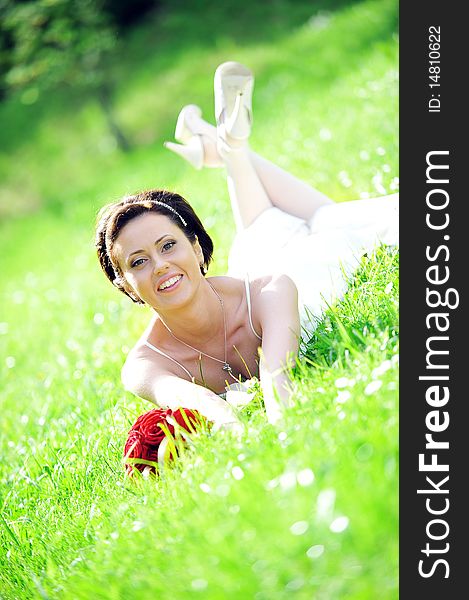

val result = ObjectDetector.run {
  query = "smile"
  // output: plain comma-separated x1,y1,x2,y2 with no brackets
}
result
158,274,183,291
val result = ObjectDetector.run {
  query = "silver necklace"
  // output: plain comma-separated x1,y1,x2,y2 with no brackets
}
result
159,280,237,381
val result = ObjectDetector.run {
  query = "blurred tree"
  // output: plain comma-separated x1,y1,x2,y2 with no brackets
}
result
0,0,131,150
101,0,158,28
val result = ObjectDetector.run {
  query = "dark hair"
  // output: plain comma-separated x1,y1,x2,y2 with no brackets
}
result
95,190,214,304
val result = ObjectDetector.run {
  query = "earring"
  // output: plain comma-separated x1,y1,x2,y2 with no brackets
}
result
200,263,208,275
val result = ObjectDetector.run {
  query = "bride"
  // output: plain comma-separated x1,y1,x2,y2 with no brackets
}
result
95,62,398,431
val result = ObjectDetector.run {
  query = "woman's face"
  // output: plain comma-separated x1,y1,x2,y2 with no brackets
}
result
112,212,204,310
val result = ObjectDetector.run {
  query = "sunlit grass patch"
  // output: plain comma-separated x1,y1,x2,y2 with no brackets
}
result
0,249,399,598
303,244,399,367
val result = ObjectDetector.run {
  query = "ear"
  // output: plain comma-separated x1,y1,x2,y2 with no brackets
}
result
193,236,204,260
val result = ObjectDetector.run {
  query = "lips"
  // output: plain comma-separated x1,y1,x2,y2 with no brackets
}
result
157,274,183,292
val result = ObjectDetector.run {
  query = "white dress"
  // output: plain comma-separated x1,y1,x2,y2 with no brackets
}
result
227,194,399,336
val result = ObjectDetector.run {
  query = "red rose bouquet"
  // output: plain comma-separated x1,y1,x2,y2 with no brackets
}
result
124,407,205,476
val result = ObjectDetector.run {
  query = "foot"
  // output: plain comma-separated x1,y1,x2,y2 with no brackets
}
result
164,105,223,169
191,120,224,168
214,61,254,144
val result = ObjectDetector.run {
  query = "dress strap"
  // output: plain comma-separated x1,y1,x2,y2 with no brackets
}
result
244,273,262,341
143,340,194,381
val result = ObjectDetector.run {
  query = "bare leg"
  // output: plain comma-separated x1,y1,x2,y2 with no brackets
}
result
222,145,273,231
249,151,334,220
219,142,334,230
198,118,334,229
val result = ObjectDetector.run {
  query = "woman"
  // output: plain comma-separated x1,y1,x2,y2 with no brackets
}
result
95,62,398,432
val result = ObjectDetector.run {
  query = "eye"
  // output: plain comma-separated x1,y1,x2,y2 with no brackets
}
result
162,240,176,252
131,258,146,268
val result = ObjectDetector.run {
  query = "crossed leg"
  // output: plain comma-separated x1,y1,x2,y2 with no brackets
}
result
221,143,334,232
221,143,399,235
185,114,395,234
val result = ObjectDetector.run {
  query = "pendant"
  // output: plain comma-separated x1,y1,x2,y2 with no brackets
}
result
222,362,232,373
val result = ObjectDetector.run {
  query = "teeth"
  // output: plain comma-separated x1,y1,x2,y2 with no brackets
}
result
159,275,181,290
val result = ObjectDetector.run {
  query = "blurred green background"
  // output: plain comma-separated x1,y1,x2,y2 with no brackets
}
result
0,0,398,598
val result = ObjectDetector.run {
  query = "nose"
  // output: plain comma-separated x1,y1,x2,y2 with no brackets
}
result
152,253,170,275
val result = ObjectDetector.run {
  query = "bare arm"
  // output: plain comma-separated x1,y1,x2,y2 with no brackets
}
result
256,274,300,424
121,354,241,429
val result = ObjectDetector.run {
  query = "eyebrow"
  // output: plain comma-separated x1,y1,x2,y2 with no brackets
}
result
126,235,170,261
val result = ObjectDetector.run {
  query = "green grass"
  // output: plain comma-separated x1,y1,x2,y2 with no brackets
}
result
0,0,398,597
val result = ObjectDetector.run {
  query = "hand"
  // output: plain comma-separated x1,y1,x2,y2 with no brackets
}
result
212,420,245,436
266,409,283,426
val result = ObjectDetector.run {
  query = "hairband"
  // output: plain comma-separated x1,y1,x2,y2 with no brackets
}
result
149,200,187,227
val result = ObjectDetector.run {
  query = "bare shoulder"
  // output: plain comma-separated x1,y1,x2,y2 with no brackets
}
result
210,273,296,299
122,314,170,376
250,273,298,300
121,342,172,400
247,274,298,331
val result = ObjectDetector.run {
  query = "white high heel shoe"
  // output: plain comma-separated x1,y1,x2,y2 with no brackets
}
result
164,104,222,169
214,61,254,142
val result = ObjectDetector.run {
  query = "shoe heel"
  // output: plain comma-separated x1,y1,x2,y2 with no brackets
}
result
164,138,203,170
224,92,251,140
214,61,254,144
174,104,202,144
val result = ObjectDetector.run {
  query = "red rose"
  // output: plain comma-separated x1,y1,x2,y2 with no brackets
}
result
124,407,204,476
